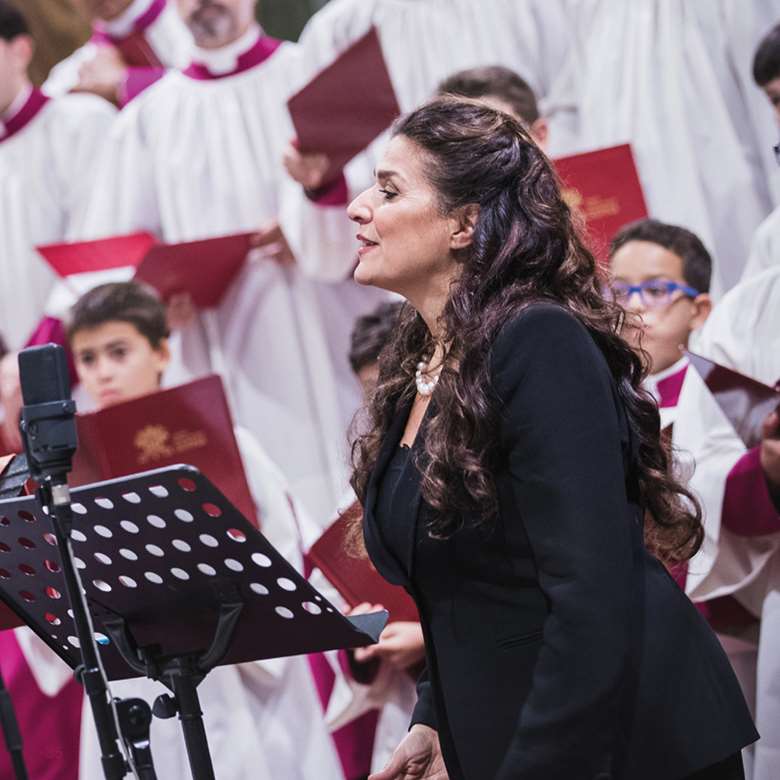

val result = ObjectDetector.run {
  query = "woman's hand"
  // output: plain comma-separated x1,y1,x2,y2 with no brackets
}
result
369,725,448,780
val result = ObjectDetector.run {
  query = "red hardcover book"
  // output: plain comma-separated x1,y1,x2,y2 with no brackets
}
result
309,501,418,623
553,144,648,262
115,30,164,69
687,351,780,450
288,27,401,181
70,375,259,527
36,232,253,308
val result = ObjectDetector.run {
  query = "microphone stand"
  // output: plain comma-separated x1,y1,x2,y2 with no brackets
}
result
18,345,155,780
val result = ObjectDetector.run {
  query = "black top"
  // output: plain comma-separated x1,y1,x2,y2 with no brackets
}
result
364,303,757,780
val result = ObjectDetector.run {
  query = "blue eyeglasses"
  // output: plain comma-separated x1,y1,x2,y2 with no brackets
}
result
605,279,700,310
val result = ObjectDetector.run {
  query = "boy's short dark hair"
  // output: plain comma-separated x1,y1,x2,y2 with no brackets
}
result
0,1,29,42
437,65,540,125
609,218,712,294
753,22,780,86
67,282,170,347
349,301,404,374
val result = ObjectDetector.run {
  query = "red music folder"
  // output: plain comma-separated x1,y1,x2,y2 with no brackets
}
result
309,501,418,623
686,351,780,450
288,27,401,181
36,232,253,308
553,144,648,262
71,375,259,527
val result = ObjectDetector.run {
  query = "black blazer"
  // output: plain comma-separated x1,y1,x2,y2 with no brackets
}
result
363,304,757,780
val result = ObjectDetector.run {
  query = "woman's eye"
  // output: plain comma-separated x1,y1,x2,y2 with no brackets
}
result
378,188,398,201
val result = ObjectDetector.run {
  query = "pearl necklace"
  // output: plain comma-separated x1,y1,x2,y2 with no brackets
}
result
416,357,442,397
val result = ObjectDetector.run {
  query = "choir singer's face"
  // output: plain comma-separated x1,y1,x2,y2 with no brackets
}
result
347,136,463,301
72,322,170,410
176,0,255,49
610,240,710,374
0,35,33,113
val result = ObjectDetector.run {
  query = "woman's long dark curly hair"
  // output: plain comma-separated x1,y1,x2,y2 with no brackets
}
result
350,97,702,565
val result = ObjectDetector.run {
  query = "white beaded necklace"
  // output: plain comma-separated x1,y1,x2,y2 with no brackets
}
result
415,357,442,397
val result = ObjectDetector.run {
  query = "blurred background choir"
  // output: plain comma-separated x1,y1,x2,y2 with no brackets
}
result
1,1,780,779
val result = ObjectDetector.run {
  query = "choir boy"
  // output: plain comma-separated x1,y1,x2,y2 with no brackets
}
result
16,281,343,780
607,218,713,429
0,0,115,350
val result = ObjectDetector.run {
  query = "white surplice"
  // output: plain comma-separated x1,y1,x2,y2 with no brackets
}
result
555,0,780,298
742,204,780,281
0,89,116,349
43,0,192,99
73,26,363,522
17,425,343,780
673,266,780,780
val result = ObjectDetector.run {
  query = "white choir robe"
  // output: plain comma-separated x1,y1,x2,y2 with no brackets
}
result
673,266,780,780
742,204,780,281
17,425,343,780
554,0,780,298
43,0,192,106
0,88,116,350
73,25,365,521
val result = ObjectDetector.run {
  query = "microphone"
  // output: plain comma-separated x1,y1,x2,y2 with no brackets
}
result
18,344,78,485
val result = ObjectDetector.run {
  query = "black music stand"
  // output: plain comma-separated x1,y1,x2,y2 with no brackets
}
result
0,464,387,780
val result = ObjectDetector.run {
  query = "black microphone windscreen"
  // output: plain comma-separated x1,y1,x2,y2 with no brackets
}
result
18,344,71,406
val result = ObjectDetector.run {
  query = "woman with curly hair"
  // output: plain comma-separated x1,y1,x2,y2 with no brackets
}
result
346,97,757,780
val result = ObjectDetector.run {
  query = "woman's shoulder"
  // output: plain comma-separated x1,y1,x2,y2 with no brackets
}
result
491,301,594,363
489,301,612,400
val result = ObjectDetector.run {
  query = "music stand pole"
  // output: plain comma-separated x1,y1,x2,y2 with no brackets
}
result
0,665,27,780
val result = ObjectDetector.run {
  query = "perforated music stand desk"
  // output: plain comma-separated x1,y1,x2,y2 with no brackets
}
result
0,464,386,682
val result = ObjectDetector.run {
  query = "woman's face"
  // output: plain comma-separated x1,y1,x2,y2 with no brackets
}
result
347,135,464,301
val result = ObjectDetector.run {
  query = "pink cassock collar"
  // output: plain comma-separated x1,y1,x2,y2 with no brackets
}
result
0,88,50,144
183,34,282,81
91,0,166,45
656,362,688,409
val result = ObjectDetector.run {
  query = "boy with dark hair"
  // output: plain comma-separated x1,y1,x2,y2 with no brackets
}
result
608,218,712,428
437,64,548,149
18,283,343,780
348,300,403,396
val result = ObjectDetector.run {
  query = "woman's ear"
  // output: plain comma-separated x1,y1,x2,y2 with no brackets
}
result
449,204,480,251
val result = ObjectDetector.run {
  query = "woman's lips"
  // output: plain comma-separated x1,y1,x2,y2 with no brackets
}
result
356,234,379,257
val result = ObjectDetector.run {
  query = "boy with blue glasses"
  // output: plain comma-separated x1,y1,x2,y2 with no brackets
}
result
607,218,713,429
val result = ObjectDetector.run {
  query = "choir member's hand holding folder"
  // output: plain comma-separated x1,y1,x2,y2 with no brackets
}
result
71,374,258,527
308,500,418,623
287,27,401,183
687,350,780,450
553,144,648,261
36,231,254,308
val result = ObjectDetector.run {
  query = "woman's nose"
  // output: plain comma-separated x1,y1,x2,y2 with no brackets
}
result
347,188,372,224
